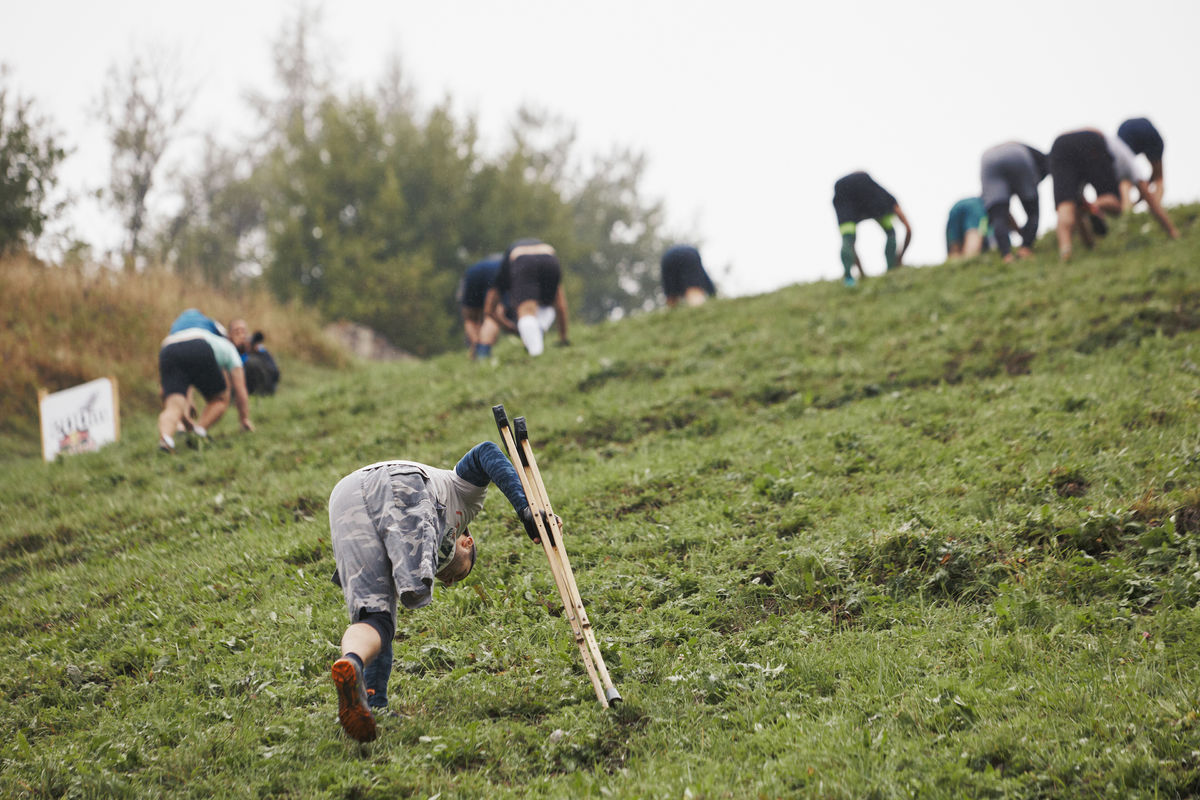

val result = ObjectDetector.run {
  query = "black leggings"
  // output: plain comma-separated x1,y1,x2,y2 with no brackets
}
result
987,196,1040,257
355,608,395,646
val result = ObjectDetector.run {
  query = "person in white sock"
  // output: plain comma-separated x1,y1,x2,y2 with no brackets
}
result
157,309,254,453
516,314,545,356
485,238,570,357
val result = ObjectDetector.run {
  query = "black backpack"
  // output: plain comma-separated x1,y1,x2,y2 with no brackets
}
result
244,351,280,396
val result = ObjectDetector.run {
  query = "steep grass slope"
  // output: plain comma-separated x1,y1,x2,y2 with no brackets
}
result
0,257,347,458
2,206,1199,799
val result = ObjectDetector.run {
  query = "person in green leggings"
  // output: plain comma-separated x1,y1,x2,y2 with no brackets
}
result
832,171,913,287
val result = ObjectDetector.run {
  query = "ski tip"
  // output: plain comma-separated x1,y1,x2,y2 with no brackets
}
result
492,405,508,428
514,416,528,441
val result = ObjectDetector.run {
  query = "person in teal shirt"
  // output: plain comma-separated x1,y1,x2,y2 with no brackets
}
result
156,312,253,452
945,197,988,261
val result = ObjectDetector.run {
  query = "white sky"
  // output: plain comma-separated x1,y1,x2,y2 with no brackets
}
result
3,0,1199,296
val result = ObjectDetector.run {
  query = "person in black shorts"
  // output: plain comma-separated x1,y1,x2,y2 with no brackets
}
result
832,171,913,287
1048,129,1122,261
156,310,253,452
484,238,570,357
661,244,717,307
456,255,512,359
1117,117,1165,206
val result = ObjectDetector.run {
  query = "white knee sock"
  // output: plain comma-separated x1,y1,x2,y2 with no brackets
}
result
517,315,545,356
536,305,556,332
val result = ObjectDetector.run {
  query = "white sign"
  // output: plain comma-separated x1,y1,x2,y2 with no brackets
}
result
38,377,121,462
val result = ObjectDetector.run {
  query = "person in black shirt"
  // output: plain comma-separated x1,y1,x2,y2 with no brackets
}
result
661,244,717,307
485,239,570,356
228,319,280,395
832,171,912,287
1048,129,1122,261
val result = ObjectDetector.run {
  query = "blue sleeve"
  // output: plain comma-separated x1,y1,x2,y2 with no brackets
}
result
169,308,218,335
455,442,528,512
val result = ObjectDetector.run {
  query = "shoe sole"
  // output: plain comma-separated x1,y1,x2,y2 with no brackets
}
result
332,660,377,742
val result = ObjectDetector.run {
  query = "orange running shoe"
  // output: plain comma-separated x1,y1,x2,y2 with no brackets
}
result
331,657,377,742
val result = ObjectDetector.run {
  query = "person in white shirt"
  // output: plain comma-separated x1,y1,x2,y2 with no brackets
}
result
1117,117,1166,206
1106,134,1179,240
156,309,253,452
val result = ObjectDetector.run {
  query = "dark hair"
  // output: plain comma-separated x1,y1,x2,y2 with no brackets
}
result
251,331,265,346
436,530,477,584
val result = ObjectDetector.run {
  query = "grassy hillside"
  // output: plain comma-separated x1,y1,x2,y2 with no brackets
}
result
0,256,348,458
2,206,1199,799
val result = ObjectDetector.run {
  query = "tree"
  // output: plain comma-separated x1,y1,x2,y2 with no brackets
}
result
155,3,329,288
207,8,672,353
244,2,331,155
566,147,667,321
376,51,416,119
261,93,459,356
497,109,665,321
462,106,576,271
156,135,264,287
256,91,670,350
97,49,193,272
0,67,67,256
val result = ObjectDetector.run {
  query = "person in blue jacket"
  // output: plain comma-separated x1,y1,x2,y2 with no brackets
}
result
661,244,717,307
168,307,226,337
456,256,516,359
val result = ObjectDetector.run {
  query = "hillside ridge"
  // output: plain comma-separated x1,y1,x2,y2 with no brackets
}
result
1,205,1198,798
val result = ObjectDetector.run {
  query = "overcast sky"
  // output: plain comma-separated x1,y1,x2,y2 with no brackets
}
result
4,0,1199,296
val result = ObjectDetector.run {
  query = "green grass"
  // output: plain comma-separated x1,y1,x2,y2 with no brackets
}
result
3,207,1200,799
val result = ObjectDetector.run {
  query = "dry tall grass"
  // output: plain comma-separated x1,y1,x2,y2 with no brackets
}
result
1,255,348,454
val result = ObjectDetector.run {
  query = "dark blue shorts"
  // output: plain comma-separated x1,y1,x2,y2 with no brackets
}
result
458,259,500,309
1117,118,1164,162
661,245,715,297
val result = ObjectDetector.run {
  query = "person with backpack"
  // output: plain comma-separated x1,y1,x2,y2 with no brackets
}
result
229,318,281,396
